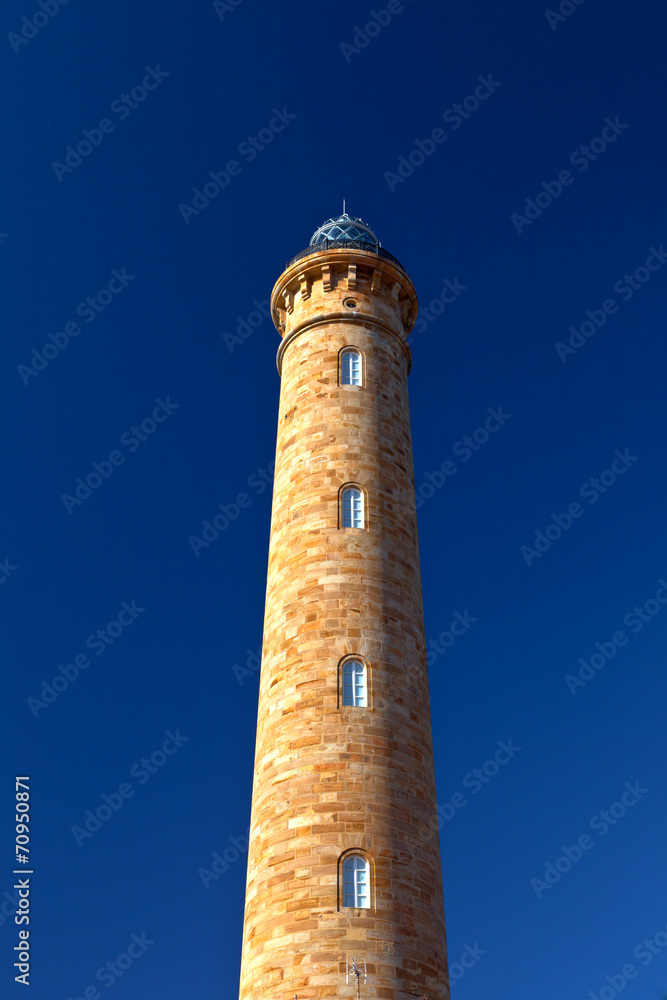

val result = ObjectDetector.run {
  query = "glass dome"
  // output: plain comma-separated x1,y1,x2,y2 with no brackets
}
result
309,213,379,248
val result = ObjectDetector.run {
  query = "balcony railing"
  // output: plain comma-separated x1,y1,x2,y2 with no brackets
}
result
286,239,405,271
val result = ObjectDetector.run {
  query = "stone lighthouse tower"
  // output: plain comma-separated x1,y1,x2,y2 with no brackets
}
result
238,214,449,1000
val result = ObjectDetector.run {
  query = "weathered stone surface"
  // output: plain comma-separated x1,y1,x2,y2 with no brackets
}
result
238,247,450,1000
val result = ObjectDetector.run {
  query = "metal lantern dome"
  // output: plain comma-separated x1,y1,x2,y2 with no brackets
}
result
309,213,379,248
284,210,405,272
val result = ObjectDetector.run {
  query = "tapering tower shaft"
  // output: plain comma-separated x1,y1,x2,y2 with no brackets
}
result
239,219,449,999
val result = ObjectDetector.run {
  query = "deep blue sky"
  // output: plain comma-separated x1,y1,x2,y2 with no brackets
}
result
3,0,667,997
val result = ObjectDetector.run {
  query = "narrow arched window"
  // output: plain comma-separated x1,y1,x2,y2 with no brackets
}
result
342,660,367,707
342,855,370,908
341,487,363,528
341,349,362,385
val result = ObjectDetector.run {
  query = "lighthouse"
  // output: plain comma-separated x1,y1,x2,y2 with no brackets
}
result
238,214,450,999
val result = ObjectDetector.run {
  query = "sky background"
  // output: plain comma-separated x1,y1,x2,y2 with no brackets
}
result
2,0,667,997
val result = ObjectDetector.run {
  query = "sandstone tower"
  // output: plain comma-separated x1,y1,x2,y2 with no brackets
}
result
238,214,449,999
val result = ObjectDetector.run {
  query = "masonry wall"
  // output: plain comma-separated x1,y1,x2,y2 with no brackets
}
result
238,249,450,1000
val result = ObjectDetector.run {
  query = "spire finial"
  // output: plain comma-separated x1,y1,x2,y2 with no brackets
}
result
343,196,346,215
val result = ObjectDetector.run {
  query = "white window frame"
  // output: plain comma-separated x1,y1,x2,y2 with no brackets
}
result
342,659,367,707
342,854,370,908
341,348,362,386
341,487,364,529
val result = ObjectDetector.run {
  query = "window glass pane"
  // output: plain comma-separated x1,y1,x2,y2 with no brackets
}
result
342,858,355,906
341,350,361,386
342,663,354,705
342,856,370,908
343,660,366,707
356,869,368,906
342,488,363,528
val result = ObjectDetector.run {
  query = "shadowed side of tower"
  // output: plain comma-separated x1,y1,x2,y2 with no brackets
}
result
238,216,449,1000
